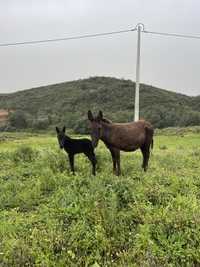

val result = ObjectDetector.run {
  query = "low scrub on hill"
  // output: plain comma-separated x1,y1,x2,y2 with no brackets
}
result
0,77,200,133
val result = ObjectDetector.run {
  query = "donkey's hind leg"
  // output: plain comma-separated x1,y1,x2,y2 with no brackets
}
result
116,150,121,176
110,148,117,174
140,145,150,172
109,147,121,176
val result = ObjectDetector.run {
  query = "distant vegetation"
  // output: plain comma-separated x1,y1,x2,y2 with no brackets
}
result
0,77,199,133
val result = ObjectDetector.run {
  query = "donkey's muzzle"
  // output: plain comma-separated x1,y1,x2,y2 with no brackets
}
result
92,140,98,149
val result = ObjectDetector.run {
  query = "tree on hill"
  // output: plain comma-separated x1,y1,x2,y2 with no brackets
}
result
9,111,28,129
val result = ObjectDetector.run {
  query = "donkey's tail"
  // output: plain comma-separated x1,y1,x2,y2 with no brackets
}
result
145,125,154,154
151,138,154,150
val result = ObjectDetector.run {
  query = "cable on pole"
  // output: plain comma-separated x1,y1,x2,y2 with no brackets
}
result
143,30,200,40
0,28,137,47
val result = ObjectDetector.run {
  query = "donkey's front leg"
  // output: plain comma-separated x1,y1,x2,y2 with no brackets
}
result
68,153,75,175
109,146,121,176
110,149,117,174
116,150,121,176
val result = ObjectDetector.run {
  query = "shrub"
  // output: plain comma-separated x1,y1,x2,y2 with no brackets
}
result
12,146,38,163
73,118,90,134
8,111,28,129
1,239,35,267
32,118,50,130
159,145,167,150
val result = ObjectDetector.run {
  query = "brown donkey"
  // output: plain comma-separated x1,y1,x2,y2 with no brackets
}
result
88,110,154,175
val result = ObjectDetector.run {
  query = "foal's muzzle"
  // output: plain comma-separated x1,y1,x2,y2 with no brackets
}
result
59,141,64,149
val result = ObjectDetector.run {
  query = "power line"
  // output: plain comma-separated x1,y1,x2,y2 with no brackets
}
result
143,30,200,40
0,28,136,47
1,26,200,47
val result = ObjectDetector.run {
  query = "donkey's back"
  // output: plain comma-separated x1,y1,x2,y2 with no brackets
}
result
106,120,154,152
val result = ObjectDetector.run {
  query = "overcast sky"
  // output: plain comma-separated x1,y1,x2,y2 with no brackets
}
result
0,0,200,96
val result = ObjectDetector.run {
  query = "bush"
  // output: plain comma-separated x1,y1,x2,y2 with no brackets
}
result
32,118,50,130
8,111,28,129
1,239,35,267
73,118,90,134
12,146,38,163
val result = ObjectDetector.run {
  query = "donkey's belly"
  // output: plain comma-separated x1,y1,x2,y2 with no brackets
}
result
108,139,142,152
111,134,145,151
118,144,140,152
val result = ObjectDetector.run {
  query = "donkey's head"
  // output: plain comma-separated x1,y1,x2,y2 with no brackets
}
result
88,110,104,148
56,126,66,149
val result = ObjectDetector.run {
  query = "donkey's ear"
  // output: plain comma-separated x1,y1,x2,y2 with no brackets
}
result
62,126,66,133
88,110,94,121
97,110,103,120
56,127,59,133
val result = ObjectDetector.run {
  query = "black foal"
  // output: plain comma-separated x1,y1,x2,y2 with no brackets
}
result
56,126,97,175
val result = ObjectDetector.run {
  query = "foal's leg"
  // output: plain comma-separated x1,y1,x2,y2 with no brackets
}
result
68,153,75,174
84,151,97,176
91,152,97,176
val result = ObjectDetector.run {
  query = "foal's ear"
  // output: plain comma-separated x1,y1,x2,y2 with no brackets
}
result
97,110,103,120
88,110,94,121
56,127,59,133
62,126,66,133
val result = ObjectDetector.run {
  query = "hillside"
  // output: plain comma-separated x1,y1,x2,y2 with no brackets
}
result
0,77,199,132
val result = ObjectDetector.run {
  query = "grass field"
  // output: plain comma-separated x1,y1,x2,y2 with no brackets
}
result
0,131,200,266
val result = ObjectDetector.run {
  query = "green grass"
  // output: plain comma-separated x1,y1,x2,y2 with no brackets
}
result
0,131,200,266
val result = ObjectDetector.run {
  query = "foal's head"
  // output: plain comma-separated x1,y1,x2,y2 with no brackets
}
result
87,110,104,148
56,126,66,149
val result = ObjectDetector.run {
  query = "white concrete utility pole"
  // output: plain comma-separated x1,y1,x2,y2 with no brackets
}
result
134,23,144,121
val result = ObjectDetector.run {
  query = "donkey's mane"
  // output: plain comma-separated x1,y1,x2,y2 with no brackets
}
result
101,118,112,124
